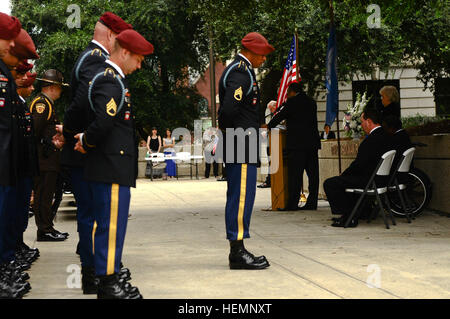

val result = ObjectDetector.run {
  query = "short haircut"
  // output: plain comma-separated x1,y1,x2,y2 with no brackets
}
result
383,115,403,130
379,85,400,103
287,82,303,94
362,106,381,124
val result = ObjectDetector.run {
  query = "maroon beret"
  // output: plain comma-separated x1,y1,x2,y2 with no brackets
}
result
241,32,275,55
0,13,22,40
22,72,36,87
99,12,133,34
16,60,34,73
9,29,39,60
116,29,154,56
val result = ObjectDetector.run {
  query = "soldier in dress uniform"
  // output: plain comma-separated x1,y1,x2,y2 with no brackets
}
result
30,69,69,242
73,29,153,299
62,12,133,294
14,68,40,259
0,13,35,299
217,32,274,270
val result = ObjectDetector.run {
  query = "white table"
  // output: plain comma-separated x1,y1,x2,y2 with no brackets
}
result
145,155,204,180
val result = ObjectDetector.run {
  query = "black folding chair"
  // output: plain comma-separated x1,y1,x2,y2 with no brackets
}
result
344,150,397,229
387,147,416,223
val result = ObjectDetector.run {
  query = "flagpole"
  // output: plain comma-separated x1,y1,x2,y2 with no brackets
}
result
294,29,300,82
329,0,341,174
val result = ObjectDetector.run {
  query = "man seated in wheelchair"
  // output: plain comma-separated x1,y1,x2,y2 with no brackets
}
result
323,106,393,227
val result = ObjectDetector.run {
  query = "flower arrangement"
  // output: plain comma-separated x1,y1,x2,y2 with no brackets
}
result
343,92,369,139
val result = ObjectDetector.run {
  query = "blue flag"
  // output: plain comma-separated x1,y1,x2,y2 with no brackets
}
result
325,24,338,127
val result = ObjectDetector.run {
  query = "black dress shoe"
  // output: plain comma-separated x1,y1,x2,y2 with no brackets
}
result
0,280,24,299
229,248,270,270
119,267,131,281
81,266,98,295
37,231,67,242
97,274,142,299
331,217,358,228
53,229,69,237
257,182,270,188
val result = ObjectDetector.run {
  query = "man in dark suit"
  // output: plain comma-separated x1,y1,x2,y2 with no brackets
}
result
268,82,321,210
323,107,392,227
74,29,153,299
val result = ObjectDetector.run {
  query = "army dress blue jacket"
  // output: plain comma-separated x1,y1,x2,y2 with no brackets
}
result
218,55,262,165
62,40,109,167
82,61,138,187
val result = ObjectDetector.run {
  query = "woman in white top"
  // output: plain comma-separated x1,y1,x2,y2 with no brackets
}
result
163,129,176,178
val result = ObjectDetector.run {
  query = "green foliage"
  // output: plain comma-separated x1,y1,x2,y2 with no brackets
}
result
401,114,446,129
11,0,205,139
11,0,450,137
188,0,450,106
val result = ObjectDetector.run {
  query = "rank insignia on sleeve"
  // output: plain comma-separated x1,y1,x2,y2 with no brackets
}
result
234,86,243,101
35,103,46,114
106,98,117,116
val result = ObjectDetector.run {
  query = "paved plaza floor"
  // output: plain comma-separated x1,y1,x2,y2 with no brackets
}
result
22,178,450,299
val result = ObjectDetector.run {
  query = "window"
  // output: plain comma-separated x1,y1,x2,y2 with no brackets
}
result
435,78,450,117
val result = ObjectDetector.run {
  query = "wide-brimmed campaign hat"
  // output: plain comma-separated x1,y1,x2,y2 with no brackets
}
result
37,69,69,87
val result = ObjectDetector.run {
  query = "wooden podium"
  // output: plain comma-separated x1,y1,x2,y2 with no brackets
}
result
270,128,289,210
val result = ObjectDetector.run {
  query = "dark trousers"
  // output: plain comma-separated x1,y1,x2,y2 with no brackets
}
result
0,185,13,263
323,175,366,217
205,162,219,178
264,145,271,185
287,149,319,209
89,181,130,276
70,167,95,268
33,171,58,233
0,178,33,263
225,163,257,241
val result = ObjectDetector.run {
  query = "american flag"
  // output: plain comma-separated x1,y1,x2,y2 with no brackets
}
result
276,35,300,109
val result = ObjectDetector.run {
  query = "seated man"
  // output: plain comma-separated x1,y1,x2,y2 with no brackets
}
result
323,106,393,227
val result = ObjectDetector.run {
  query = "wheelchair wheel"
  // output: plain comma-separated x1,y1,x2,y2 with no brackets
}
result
388,168,432,218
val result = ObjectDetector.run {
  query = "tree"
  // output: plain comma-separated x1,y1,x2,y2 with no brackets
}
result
189,0,450,109
11,0,207,139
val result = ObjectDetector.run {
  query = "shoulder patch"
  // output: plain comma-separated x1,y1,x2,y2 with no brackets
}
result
106,98,117,116
35,103,46,114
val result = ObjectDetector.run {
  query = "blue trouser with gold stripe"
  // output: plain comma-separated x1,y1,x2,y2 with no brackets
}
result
70,167,95,268
89,181,130,276
0,178,32,263
225,163,257,240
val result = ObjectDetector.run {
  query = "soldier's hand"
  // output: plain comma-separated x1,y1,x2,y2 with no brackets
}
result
52,132,65,149
74,133,87,154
